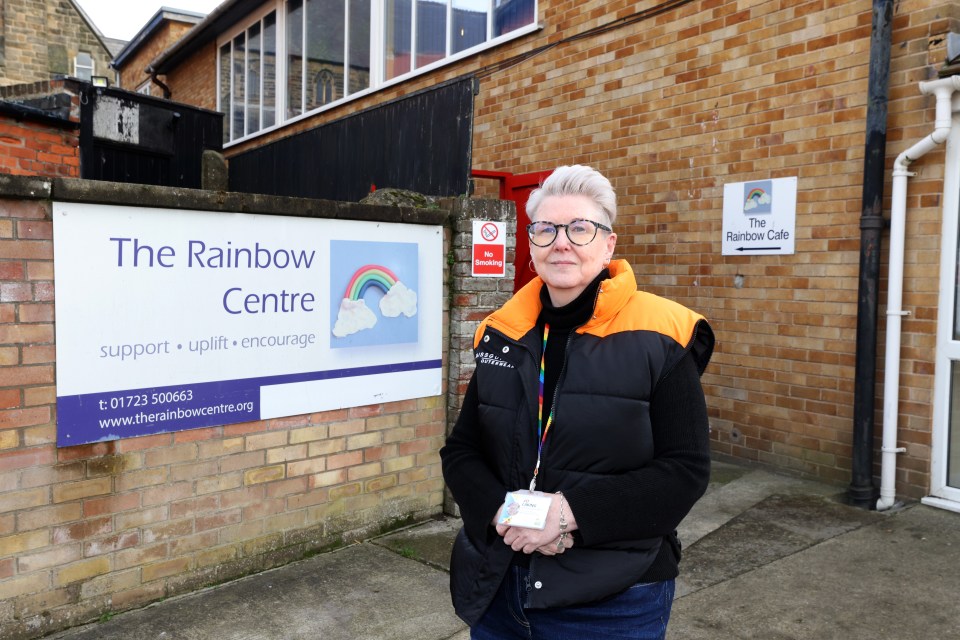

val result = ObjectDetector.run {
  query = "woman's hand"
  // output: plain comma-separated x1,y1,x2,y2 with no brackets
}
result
493,493,577,555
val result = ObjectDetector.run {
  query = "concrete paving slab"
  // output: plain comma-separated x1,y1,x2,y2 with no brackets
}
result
373,516,460,571
669,505,960,640
49,543,467,640
680,464,846,548
39,460,960,640
677,492,883,597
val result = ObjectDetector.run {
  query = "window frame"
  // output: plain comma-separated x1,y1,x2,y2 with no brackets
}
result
218,0,538,147
218,3,281,143
74,51,95,80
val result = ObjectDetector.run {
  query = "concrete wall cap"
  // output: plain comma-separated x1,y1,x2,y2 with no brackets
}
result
9,177,455,226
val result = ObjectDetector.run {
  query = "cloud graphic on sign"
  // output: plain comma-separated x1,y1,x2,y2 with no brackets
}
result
744,189,771,211
332,265,418,338
332,298,379,337
379,281,417,318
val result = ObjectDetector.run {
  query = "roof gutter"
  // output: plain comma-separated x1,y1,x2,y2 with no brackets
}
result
149,0,263,75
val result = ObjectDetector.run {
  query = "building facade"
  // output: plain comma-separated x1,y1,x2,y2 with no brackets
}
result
0,0,120,87
6,1,960,635
110,8,204,96
145,0,960,510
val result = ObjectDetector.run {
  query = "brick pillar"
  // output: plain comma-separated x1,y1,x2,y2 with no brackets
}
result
443,197,516,515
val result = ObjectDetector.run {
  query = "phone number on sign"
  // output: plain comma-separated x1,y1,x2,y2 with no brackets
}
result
97,390,194,411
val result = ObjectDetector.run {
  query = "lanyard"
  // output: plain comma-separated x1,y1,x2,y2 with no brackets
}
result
529,323,554,492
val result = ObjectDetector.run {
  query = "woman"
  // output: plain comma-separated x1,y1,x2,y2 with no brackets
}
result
440,165,714,639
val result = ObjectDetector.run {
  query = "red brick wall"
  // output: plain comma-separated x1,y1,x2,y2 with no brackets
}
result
0,116,79,178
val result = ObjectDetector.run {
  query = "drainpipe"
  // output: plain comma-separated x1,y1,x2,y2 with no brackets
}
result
849,0,894,508
145,65,172,100
877,76,960,511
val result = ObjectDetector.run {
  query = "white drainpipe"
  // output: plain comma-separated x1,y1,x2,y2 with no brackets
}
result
878,75,960,511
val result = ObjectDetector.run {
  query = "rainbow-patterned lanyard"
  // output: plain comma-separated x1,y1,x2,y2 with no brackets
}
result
529,323,554,492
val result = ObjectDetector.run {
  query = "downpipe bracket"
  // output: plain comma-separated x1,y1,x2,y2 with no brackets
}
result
881,446,907,454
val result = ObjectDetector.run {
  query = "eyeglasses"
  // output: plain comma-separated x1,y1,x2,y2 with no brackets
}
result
526,219,612,247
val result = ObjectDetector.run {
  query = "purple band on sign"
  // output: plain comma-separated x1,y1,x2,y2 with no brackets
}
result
56,359,441,447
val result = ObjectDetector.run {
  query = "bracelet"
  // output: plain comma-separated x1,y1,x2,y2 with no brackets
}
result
556,491,568,551
557,491,567,532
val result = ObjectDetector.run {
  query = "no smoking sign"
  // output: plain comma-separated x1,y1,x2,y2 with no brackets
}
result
472,220,506,277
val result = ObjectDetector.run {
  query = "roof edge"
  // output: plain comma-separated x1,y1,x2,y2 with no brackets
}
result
112,7,206,69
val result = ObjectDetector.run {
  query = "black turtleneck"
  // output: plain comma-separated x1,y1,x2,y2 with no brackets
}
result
536,269,609,421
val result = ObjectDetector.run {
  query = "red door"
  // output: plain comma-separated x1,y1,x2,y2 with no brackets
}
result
472,169,552,292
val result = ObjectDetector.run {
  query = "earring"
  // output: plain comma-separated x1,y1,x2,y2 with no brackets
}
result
528,259,537,273
603,258,610,267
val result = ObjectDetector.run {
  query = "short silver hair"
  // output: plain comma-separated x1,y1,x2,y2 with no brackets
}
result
526,165,617,226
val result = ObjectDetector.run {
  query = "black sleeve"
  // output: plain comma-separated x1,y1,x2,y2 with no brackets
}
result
440,372,510,543
563,351,711,546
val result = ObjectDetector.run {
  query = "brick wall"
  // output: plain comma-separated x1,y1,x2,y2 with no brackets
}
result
162,41,219,111
0,107,80,178
466,0,955,498
0,178,513,639
0,0,113,86
117,21,197,93
159,1,958,501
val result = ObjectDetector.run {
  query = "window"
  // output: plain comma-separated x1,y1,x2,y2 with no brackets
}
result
452,0,487,54
136,82,152,96
316,69,336,105
288,0,365,116
219,0,535,142
220,10,279,142
74,52,94,80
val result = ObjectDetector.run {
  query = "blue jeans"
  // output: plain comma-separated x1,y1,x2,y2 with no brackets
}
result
471,565,675,640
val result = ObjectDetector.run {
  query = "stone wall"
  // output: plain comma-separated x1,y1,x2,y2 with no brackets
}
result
0,0,113,87
442,197,516,513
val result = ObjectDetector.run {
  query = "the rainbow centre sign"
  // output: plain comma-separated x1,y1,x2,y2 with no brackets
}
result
52,203,443,447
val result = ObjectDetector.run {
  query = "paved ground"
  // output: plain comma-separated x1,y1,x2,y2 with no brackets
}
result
47,460,960,640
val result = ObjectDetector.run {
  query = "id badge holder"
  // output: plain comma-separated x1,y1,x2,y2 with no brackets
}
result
496,490,553,529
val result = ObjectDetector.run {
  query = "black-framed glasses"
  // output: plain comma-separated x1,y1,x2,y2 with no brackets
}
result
526,219,612,247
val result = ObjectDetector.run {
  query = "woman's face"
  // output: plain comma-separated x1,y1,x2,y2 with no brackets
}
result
529,194,617,307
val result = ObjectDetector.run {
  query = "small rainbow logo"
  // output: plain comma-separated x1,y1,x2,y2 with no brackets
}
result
745,188,766,203
333,263,418,339
344,265,399,300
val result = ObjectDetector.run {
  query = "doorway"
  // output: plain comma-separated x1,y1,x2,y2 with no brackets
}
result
929,114,960,513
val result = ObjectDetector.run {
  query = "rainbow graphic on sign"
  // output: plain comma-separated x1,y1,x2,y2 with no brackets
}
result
743,181,773,213
333,263,418,339
344,265,399,301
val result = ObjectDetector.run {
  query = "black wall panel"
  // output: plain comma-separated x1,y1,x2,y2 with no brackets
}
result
228,77,475,201
79,87,223,189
